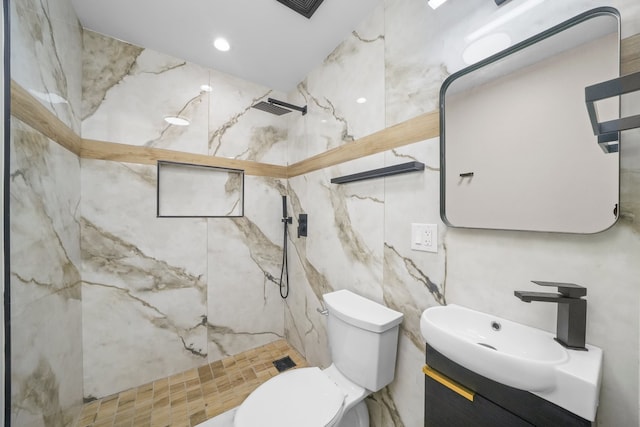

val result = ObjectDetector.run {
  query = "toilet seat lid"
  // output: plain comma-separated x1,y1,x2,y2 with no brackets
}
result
234,367,345,427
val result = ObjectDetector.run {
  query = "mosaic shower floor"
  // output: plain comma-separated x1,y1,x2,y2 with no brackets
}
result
74,340,308,427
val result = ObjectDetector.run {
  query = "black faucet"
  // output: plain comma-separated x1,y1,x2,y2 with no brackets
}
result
514,281,587,351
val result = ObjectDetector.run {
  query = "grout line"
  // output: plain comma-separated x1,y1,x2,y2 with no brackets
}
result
74,339,308,427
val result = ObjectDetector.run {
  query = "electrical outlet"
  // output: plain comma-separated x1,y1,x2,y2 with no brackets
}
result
411,223,438,253
424,227,432,247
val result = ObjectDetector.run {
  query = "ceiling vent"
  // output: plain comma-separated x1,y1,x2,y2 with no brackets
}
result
276,0,326,19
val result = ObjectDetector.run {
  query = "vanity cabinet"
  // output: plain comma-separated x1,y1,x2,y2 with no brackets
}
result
424,345,592,427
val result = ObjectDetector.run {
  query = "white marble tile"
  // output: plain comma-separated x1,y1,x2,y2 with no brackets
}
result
79,28,291,398
206,176,286,361
382,138,445,349
11,0,82,133
80,159,208,397
296,164,385,301
289,3,385,162
388,335,427,427
208,69,290,165
10,119,83,427
82,31,210,154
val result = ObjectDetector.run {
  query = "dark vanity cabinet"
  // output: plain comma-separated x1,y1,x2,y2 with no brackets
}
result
424,345,592,427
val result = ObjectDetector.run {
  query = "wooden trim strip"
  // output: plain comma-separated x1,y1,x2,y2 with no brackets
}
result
81,139,288,178
9,32,640,179
622,33,640,76
423,364,475,402
10,80,82,155
287,111,439,178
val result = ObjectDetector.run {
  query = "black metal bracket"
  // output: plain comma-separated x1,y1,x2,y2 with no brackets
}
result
331,161,425,184
585,70,640,153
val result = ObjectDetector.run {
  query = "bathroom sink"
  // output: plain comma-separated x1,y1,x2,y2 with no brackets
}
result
420,304,603,421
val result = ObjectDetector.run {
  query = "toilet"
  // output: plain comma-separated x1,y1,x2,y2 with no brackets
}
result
233,289,404,427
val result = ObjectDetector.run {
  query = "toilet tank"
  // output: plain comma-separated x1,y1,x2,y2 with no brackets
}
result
323,290,404,392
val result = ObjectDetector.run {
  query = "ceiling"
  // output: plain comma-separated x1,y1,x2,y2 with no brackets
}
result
71,0,382,92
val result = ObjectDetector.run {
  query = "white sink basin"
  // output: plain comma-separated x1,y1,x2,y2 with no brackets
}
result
420,304,603,421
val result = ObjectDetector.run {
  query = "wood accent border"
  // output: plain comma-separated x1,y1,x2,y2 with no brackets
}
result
10,80,287,178
622,33,640,76
10,80,82,155
287,111,439,178
9,33,640,179
81,139,288,178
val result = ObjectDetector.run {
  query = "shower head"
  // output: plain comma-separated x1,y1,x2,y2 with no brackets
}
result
253,101,291,116
252,98,307,116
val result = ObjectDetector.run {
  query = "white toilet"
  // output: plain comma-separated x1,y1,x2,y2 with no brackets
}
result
233,289,404,427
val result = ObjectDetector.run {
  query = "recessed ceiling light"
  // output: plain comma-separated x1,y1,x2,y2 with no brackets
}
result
200,84,213,92
164,116,190,126
428,0,448,10
356,97,367,104
213,37,230,52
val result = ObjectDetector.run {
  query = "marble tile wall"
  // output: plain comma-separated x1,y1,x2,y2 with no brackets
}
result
10,120,83,427
284,1,640,426
80,31,288,399
10,1,640,426
9,0,84,426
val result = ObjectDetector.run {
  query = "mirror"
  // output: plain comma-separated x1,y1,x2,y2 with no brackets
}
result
157,161,244,217
440,8,620,234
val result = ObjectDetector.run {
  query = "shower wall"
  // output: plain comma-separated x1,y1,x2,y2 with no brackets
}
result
9,0,84,426
79,31,289,399
285,1,640,426
10,0,292,416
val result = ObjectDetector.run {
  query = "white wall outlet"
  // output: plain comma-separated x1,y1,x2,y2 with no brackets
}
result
411,223,438,253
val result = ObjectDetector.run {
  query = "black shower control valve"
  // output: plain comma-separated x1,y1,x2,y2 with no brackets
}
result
298,214,308,238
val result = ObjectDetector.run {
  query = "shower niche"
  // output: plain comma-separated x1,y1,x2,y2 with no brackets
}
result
157,161,244,217
440,8,620,234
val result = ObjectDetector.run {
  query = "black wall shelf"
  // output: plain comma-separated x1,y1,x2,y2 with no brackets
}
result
330,161,425,184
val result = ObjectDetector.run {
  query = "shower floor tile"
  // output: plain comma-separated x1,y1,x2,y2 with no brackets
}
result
74,340,308,427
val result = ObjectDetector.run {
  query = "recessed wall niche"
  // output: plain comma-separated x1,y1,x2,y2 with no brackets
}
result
157,161,244,217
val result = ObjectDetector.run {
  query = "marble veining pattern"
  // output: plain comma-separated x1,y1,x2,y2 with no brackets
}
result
284,1,640,426
208,89,271,154
81,31,210,155
366,387,405,427
81,30,144,121
205,68,290,165
11,0,83,133
80,30,289,399
10,118,83,427
80,159,209,398
10,0,640,426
